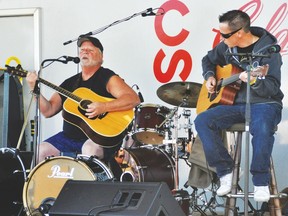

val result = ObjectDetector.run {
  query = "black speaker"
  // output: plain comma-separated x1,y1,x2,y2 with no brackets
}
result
49,180,186,216
0,148,33,215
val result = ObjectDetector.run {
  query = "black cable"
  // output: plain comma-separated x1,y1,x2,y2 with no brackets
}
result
88,203,129,216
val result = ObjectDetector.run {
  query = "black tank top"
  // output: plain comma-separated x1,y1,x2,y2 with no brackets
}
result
60,67,117,139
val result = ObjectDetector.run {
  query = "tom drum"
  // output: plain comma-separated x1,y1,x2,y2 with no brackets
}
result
132,104,171,145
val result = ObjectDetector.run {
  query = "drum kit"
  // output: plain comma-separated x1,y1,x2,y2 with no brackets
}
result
122,82,202,189
1,81,206,216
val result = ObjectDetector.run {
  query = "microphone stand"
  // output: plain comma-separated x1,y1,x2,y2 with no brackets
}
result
225,52,270,216
31,58,68,167
63,7,163,46
31,66,42,168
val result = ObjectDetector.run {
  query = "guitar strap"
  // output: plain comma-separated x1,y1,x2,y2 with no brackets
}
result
71,73,82,92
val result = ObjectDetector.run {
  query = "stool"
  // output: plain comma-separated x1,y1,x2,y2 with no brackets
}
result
224,123,285,216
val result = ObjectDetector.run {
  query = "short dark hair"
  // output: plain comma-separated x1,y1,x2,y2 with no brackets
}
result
219,10,250,32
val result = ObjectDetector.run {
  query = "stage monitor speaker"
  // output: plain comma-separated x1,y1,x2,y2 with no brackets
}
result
49,180,186,216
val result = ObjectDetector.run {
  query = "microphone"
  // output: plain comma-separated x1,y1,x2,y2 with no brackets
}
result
63,56,80,64
41,56,79,67
135,85,144,103
268,45,281,53
141,8,165,17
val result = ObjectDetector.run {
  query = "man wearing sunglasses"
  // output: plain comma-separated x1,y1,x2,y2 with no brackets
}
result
194,10,283,202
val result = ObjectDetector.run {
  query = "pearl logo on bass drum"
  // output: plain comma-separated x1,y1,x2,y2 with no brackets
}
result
48,165,75,179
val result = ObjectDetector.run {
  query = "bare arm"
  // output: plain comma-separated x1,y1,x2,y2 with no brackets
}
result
26,72,62,118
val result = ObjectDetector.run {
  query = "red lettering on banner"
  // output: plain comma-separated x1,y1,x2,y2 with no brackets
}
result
265,3,288,54
154,0,288,83
240,0,263,23
154,49,192,83
241,1,288,55
155,0,189,46
154,0,191,82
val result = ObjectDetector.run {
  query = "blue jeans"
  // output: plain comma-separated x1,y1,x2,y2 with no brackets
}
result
194,103,282,186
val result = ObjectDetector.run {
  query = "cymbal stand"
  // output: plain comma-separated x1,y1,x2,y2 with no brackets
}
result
163,125,173,156
178,109,194,159
173,107,180,190
160,104,182,190
160,106,178,189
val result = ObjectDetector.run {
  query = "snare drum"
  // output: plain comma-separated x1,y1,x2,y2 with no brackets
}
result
119,146,175,190
22,155,112,215
132,104,170,145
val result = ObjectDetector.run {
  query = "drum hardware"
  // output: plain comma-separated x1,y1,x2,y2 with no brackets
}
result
160,105,182,190
177,138,190,159
172,189,191,216
182,181,223,216
158,106,178,129
177,109,194,159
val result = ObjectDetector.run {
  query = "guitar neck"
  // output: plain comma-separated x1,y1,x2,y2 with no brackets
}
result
38,77,81,103
221,73,240,87
5,65,81,103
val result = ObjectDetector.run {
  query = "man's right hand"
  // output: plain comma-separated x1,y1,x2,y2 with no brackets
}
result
206,76,216,93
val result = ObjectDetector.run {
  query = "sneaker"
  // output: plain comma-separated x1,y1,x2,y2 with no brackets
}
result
254,186,270,202
217,172,233,196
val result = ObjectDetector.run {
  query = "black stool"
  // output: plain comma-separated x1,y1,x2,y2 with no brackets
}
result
224,123,285,216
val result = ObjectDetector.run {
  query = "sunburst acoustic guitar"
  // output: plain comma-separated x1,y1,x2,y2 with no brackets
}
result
196,64,268,114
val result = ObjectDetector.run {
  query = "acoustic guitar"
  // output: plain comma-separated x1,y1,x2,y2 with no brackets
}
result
196,64,268,114
5,65,134,147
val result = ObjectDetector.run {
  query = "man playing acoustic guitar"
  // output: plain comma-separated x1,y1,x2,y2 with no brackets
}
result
194,10,283,202
26,36,140,165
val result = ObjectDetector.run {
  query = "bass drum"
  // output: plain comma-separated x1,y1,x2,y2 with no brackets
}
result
119,146,175,190
22,155,113,215
76,154,114,181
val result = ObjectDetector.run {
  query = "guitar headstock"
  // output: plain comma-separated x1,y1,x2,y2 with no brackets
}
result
251,64,269,78
5,65,27,77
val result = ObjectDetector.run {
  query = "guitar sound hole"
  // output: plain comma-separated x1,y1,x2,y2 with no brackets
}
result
78,100,97,120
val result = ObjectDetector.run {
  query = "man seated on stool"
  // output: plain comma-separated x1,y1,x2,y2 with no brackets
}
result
26,36,140,165
194,10,283,202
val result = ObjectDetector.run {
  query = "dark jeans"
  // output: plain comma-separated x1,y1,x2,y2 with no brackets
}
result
194,103,282,186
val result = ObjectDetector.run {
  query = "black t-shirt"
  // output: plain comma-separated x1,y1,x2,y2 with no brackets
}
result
59,67,117,139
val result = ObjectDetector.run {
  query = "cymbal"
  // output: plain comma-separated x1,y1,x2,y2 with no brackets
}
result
156,82,202,108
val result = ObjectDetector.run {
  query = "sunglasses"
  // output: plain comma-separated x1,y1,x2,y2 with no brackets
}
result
220,27,242,39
